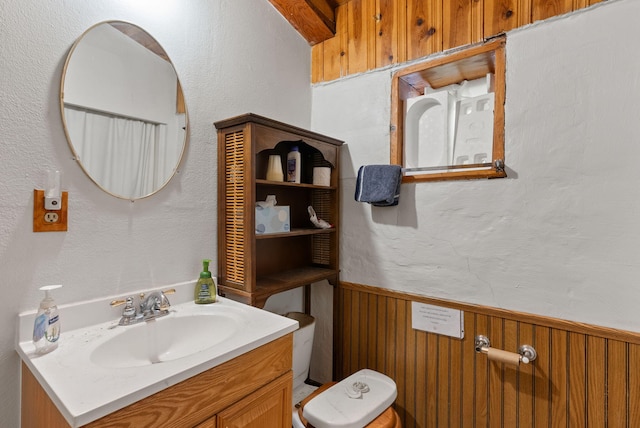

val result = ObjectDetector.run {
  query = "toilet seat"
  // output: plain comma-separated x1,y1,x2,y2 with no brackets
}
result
296,369,401,428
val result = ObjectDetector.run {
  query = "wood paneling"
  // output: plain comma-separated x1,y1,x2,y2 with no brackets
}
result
586,336,606,427
311,43,325,82
406,0,443,61
336,282,640,427
347,0,376,74
312,0,601,82
443,0,484,50
484,0,520,37
629,344,640,426
532,0,574,22
322,3,348,80
375,0,407,67
607,340,627,427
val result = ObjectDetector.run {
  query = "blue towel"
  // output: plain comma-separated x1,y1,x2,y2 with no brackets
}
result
354,165,403,206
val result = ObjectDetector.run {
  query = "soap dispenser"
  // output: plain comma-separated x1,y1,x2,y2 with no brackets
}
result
32,285,62,354
194,259,216,304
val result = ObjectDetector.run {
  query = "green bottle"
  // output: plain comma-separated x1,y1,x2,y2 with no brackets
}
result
194,259,216,304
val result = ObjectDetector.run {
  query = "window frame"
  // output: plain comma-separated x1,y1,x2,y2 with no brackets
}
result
390,36,506,182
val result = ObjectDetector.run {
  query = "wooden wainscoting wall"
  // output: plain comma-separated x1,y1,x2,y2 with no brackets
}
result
336,282,640,428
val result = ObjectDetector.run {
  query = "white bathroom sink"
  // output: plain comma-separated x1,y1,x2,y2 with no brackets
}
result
90,312,240,368
16,283,299,427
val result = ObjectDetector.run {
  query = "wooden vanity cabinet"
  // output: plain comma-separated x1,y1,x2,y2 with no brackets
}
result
214,372,292,427
21,334,293,428
214,113,343,308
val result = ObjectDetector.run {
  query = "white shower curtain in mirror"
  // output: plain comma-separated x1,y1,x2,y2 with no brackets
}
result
64,106,169,199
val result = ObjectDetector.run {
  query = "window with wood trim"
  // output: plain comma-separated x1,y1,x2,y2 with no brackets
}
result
391,36,506,182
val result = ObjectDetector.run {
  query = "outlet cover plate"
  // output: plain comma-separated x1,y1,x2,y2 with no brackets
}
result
33,189,68,232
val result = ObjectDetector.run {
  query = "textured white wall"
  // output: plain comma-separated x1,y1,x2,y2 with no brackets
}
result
0,0,310,425
312,0,640,332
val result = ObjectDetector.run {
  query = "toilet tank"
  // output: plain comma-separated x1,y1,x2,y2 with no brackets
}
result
286,312,316,389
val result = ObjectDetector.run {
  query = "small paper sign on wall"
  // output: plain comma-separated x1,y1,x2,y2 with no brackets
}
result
411,302,464,339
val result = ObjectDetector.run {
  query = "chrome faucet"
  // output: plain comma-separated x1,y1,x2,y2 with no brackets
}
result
139,290,172,319
110,288,175,326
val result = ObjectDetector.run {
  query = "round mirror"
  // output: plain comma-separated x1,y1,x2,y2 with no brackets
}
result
60,21,188,200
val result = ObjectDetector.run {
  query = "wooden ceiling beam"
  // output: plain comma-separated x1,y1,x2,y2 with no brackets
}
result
268,0,337,45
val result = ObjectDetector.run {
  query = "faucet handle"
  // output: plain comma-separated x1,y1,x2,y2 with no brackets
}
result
111,297,139,325
158,289,174,310
110,298,128,307
138,288,176,300
111,296,136,313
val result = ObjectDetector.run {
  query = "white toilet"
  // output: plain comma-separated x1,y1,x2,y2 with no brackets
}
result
286,312,318,406
287,312,401,428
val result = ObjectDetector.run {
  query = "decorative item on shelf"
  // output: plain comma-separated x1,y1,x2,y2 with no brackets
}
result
312,166,331,186
266,154,284,182
256,195,290,234
308,206,332,229
287,146,301,183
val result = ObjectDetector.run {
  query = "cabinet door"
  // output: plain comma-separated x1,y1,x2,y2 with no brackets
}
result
217,371,292,428
194,415,217,428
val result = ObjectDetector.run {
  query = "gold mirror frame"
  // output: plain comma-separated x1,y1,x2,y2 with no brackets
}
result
60,21,189,200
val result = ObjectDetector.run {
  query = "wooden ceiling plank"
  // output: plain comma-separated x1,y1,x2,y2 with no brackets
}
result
269,0,337,45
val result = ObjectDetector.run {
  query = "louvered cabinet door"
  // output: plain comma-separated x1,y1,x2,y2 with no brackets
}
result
218,124,254,294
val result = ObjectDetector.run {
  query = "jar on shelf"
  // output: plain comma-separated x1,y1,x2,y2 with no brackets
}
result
266,155,284,182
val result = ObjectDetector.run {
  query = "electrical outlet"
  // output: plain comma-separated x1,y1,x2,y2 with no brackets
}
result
33,189,68,232
44,212,59,223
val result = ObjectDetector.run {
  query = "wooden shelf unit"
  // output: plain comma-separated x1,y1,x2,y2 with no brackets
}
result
215,113,343,308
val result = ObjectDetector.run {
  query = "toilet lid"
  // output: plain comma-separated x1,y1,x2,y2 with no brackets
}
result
302,369,397,428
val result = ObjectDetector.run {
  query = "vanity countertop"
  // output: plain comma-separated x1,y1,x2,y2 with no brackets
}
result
16,281,298,427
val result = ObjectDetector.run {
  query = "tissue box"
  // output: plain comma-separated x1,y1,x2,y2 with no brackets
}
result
255,205,290,234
